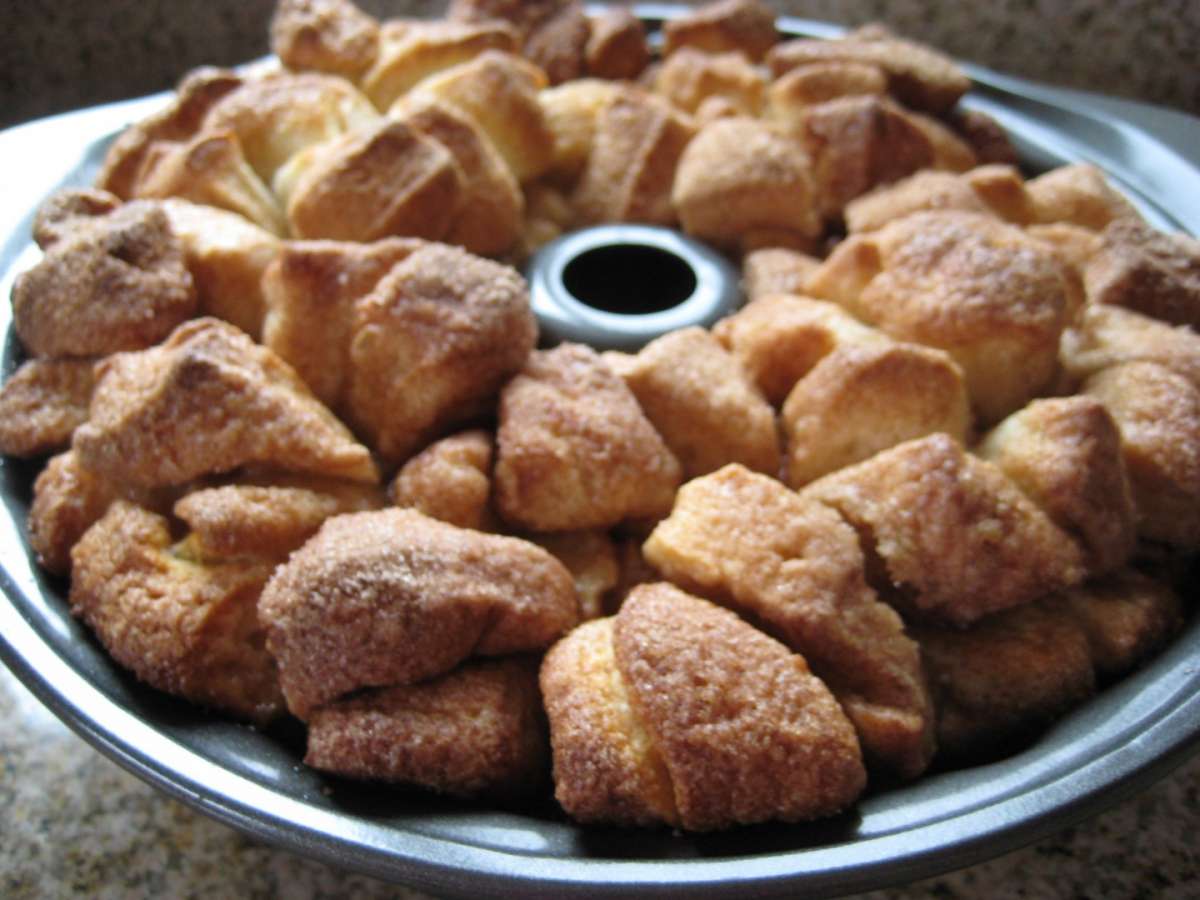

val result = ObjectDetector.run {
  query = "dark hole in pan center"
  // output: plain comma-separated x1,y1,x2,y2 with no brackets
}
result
560,242,698,315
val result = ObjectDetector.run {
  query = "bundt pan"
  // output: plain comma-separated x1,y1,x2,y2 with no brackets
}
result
2,5,1200,897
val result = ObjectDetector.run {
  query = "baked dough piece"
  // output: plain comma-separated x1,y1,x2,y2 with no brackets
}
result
803,434,1087,627
1060,304,1200,393
277,118,462,242
261,237,424,408
1061,568,1184,679
741,247,821,303
529,531,620,621
70,501,284,723
1026,163,1140,230
655,48,766,117
1028,223,1105,272
585,7,650,81
844,165,1033,233
913,599,1095,760
12,201,197,358
494,343,682,531
1085,218,1200,330
767,61,888,118
306,657,548,797
662,0,778,62
409,50,554,182
946,108,1018,166
573,88,697,226
360,19,518,111
783,341,970,487
270,0,381,79
447,0,588,85
712,294,884,405
344,243,536,463
259,507,579,718
672,117,820,250
768,26,970,115
73,317,378,488
0,359,96,458
978,396,1136,576
540,582,866,829
644,466,935,779
389,429,497,531
31,187,121,248
615,327,779,479
538,78,623,184
806,210,1077,424
1083,362,1200,548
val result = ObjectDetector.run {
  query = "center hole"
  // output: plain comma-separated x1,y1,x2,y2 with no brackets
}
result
561,243,698,315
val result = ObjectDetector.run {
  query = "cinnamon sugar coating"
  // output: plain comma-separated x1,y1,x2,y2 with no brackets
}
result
542,583,866,830
644,466,935,779
844,165,1032,233
270,0,381,79
1085,218,1200,330
389,429,496,531
783,341,970,487
448,0,587,84
662,0,778,62
0,359,96,458
585,7,650,81
1060,304,1200,393
12,201,197,358
1026,163,1140,230
345,243,535,464
306,657,548,797
655,48,766,118
259,508,578,718
767,61,888,117
494,343,682,531
31,187,121,248
73,318,378,489
803,434,1087,627
978,396,1137,576
70,501,284,723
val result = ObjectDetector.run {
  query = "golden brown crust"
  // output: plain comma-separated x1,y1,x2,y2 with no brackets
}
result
844,164,1032,233
281,118,463,242
73,317,378,488
1060,304,1200,393
585,8,650,81
0,359,97,458
1026,163,1140,230
766,61,888,119
1085,218,1200,330
259,508,579,718
270,0,381,79
388,429,496,531
783,341,971,487
494,343,682,531
261,237,425,408
672,117,820,249
767,27,970,115
70,501,284,723
644,466,935,779
662,0,778,62
12,201,197,358
31,187,122,248
529,531,619,621
1027,222,1104,272
914,599,1095,760
305,656,548,797
740,247,822,303
573,88,697,226
616,327,779,479
1083,362,1200,548
538,78,623,185
803,434,1087,627
448,0,587,84
655,48,766,118
977,396,1136,576
345,244,535,463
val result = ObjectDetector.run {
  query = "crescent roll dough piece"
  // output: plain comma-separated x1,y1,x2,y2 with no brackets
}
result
783,341,970,487
259,508,579,718
767,61,888,117
447,0,587,85
655,48,766,117
0,359,96,458
573,89,697,226
1026,163,1140,231
530,531,620,621
270,0,381,79
360,19,518,111
844,165,1032,233
345,243,536,463
662,0,778,62
586,7,650,81
644,466,935,779
538,78,623,184
713,294,885,405
70,501,284,723
1085,218,1200,330
741,248,822,303
673,118,820,250
1083,362,1200,548
913,599,1095,761
278,118,462,242
12,202,198,359
494,343,682,531
806,210,1077,424
803,434,1087,627
1060,304,1200,393
306,657,548,797
978,396,1136,576
73,317,378,488
261,237,425,408
389,429,497,531
541,582,866,830
615,327,779,479
32,187,121,248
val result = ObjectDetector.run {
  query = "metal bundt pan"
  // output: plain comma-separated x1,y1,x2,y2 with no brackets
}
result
1,6,1199,897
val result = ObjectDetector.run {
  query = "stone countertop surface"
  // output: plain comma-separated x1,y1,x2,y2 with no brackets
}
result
3,661,1200,899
